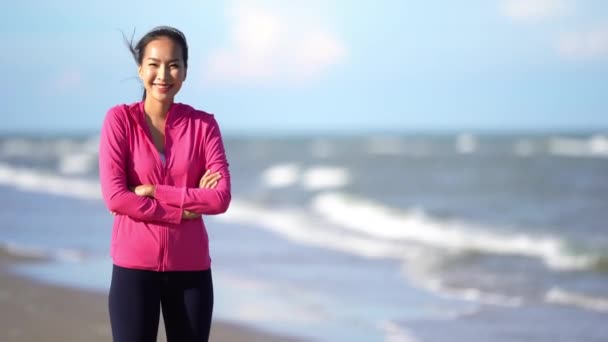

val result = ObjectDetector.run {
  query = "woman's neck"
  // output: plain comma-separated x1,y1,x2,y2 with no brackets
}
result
143,98,173,121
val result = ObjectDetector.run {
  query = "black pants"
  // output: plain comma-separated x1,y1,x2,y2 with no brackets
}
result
109,265,214,342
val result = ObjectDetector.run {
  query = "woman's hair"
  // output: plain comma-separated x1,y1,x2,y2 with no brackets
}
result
123,26,189,100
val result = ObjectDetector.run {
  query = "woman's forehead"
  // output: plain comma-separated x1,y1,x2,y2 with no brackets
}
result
143,38,183,60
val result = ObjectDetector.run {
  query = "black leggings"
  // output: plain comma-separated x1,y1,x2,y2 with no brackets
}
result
109,265,214,342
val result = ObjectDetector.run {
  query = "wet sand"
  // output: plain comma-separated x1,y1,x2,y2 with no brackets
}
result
0,252,303,342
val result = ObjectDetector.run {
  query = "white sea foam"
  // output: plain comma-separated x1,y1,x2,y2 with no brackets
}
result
311,192,597,271
260,164,350,190
59,152,97,176
302,166,350,190
221,190,599,276
416,276,523,307
455,133,477,154
217,199,408,259
0,163,100,200
217,197,527,310
548,135,608,158
261,163,300,188
588,135,608,154
545,287,608,313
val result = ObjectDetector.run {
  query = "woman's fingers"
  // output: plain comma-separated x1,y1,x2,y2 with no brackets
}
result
182,209,201,220
199,169,211,187
199,171,222,188
204,174,221,188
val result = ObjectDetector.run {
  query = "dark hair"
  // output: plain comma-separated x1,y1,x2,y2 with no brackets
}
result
123,26,189,100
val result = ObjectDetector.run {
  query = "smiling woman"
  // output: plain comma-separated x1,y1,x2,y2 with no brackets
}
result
124,26,189,101
98,26,232,342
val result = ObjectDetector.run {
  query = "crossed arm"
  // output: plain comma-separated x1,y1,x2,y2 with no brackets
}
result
100,108,231,224
113,170,223,219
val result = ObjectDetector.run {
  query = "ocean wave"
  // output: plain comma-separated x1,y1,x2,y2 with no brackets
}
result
415,276,523,308
0,136,99,158
311,192,601,272
0,163,100,199
217,199,416,259
221,191,606,274
547,135,608,158
545,287,608,313
260,164,350,190
302,166,350,190
215,199,522,312
216,198,528,309
58,152,98,176
0,240,88,263
261,163,300,188
455,133,477,154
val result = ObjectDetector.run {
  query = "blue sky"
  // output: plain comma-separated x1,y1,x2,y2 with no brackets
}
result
2,0,608,135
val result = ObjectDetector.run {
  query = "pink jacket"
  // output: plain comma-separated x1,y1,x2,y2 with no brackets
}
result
99,101,231,271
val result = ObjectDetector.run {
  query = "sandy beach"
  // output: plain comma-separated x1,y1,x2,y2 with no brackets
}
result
0,252,303,342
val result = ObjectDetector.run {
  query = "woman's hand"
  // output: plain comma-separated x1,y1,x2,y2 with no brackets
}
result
199,169,222,189
179,171,220,220
132,184,156,197
109,185,155,215
182,209,201,220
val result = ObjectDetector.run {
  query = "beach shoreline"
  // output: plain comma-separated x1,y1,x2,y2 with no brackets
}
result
0,252,305,342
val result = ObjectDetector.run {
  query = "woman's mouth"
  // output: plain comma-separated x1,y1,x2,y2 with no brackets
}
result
153,83,173,93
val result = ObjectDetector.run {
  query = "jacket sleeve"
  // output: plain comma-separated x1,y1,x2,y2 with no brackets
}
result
154,115,232,215
99,106,183,224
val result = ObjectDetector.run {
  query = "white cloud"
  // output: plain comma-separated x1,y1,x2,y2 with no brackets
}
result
204,2,347,86
501,0,570,21
557,25,608,60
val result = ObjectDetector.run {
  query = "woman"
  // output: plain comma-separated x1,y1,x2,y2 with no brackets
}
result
99,26,231,342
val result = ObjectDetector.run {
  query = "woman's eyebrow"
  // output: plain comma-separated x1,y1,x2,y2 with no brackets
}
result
145,57,181,63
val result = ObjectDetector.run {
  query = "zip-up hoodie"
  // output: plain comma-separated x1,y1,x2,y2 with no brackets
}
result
99,101,231,271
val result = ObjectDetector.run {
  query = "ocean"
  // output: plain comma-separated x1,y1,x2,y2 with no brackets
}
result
1,132,607,341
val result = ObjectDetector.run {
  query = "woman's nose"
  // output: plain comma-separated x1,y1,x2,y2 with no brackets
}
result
156,65,170,80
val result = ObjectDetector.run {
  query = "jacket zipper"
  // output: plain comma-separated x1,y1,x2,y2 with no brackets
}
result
160,123,170,272
139,107,171,272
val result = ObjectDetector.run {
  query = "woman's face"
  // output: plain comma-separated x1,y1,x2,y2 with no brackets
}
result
138,37,187,104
